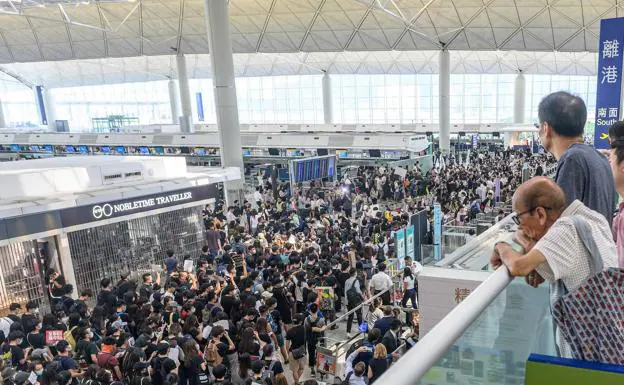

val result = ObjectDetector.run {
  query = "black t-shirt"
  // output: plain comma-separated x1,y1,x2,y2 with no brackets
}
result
25,332,45,349
51,276,66,297
97,289,116,314
368,358,389,383
21,314,39,334
150,356,177,385
220,295,236,316
285,325,305,350
10,345,24,368
76,340,99,364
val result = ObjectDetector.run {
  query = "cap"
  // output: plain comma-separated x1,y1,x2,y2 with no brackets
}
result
9,303,21,311
13,372,29,385
120,271,131,279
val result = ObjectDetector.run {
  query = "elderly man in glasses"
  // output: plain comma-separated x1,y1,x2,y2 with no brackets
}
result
490,176,617,356
491,176,616,282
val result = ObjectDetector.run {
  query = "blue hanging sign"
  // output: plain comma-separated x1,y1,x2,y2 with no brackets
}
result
594,18,624,149
433,203,442,260
196,92,205,122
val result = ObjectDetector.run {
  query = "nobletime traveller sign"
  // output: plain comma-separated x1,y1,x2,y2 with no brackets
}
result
60,184,219,228
594,17,624,150
91,191,194,219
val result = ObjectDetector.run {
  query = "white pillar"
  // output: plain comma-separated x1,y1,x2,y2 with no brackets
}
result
57,234,78,299
204,0,244,205
0,99,6,128
514,72,526,124
168,79,181,125
322,72,333,124
439,49,450,152
176,54,193,133
43,88,57,131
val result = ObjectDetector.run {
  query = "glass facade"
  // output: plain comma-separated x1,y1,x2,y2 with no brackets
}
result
0,73,599,130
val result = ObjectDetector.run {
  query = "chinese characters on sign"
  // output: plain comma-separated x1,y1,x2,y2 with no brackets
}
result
454,288,471,304
594,19,624,150
45,330,65,345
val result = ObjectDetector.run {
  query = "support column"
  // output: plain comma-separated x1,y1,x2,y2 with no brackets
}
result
43,88,57,131
438,49,450,152
0,99,6,128
322,72,333,124
168,79,181,125
204,0,244,206
57,234,78,299
514,72,526,124
176,54,193,133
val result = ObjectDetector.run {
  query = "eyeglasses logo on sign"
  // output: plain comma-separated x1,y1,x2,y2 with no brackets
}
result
90,192,193,220
92,204,113,219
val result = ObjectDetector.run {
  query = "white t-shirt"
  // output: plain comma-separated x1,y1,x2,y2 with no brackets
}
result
403,276,415,290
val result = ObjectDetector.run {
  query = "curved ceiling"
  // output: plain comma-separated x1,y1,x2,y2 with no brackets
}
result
0,0,620,64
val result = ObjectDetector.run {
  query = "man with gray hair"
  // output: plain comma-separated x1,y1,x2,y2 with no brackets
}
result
490,176,618,356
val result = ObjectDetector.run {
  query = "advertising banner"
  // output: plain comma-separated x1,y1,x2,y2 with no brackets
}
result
593,18,624,149
406,224,415,261
525,354,624,385
434,204,442,260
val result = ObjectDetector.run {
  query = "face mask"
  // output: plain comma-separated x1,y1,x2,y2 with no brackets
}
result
33,308,39,314
35,370,43,376
62,317,69,323
37,324,42,330
88,332,94,338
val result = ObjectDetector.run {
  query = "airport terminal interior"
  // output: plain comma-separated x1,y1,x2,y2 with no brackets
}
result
0,1,623,385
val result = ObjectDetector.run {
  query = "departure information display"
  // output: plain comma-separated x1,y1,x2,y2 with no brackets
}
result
290,155,336,183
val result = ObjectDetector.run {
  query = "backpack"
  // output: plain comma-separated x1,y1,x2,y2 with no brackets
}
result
197,368,210,385
204,340,221,366
341,372,353,385
64,326,78,350
151,356,169,384
0,317,13,344
346,279,362,306
261,360,276,385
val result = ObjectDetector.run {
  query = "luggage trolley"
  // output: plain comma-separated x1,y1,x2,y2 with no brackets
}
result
315,336,354,385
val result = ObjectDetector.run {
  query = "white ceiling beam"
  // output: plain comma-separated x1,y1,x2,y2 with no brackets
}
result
345,0,376,50
298,0,327,51
0,31,15,62
139,0,144,56
175,0,185,54
0,66,34,88
445,0,496,48
25,16,44,60
96,3,109,57
391,0,438,49
255,0,277,52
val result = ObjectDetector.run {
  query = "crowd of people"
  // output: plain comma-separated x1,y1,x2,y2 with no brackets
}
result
2,89,622,385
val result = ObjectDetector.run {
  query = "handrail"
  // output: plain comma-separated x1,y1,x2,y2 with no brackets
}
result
376,267,514,384
324,263,403,330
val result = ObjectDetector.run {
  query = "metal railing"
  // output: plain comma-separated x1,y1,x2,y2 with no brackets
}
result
376,266,514,383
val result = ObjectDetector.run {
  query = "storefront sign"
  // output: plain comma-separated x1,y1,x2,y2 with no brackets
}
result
60,184,219,228
594,18,624,149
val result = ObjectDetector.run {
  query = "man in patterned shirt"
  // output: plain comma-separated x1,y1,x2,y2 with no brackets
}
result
490,176,618,356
